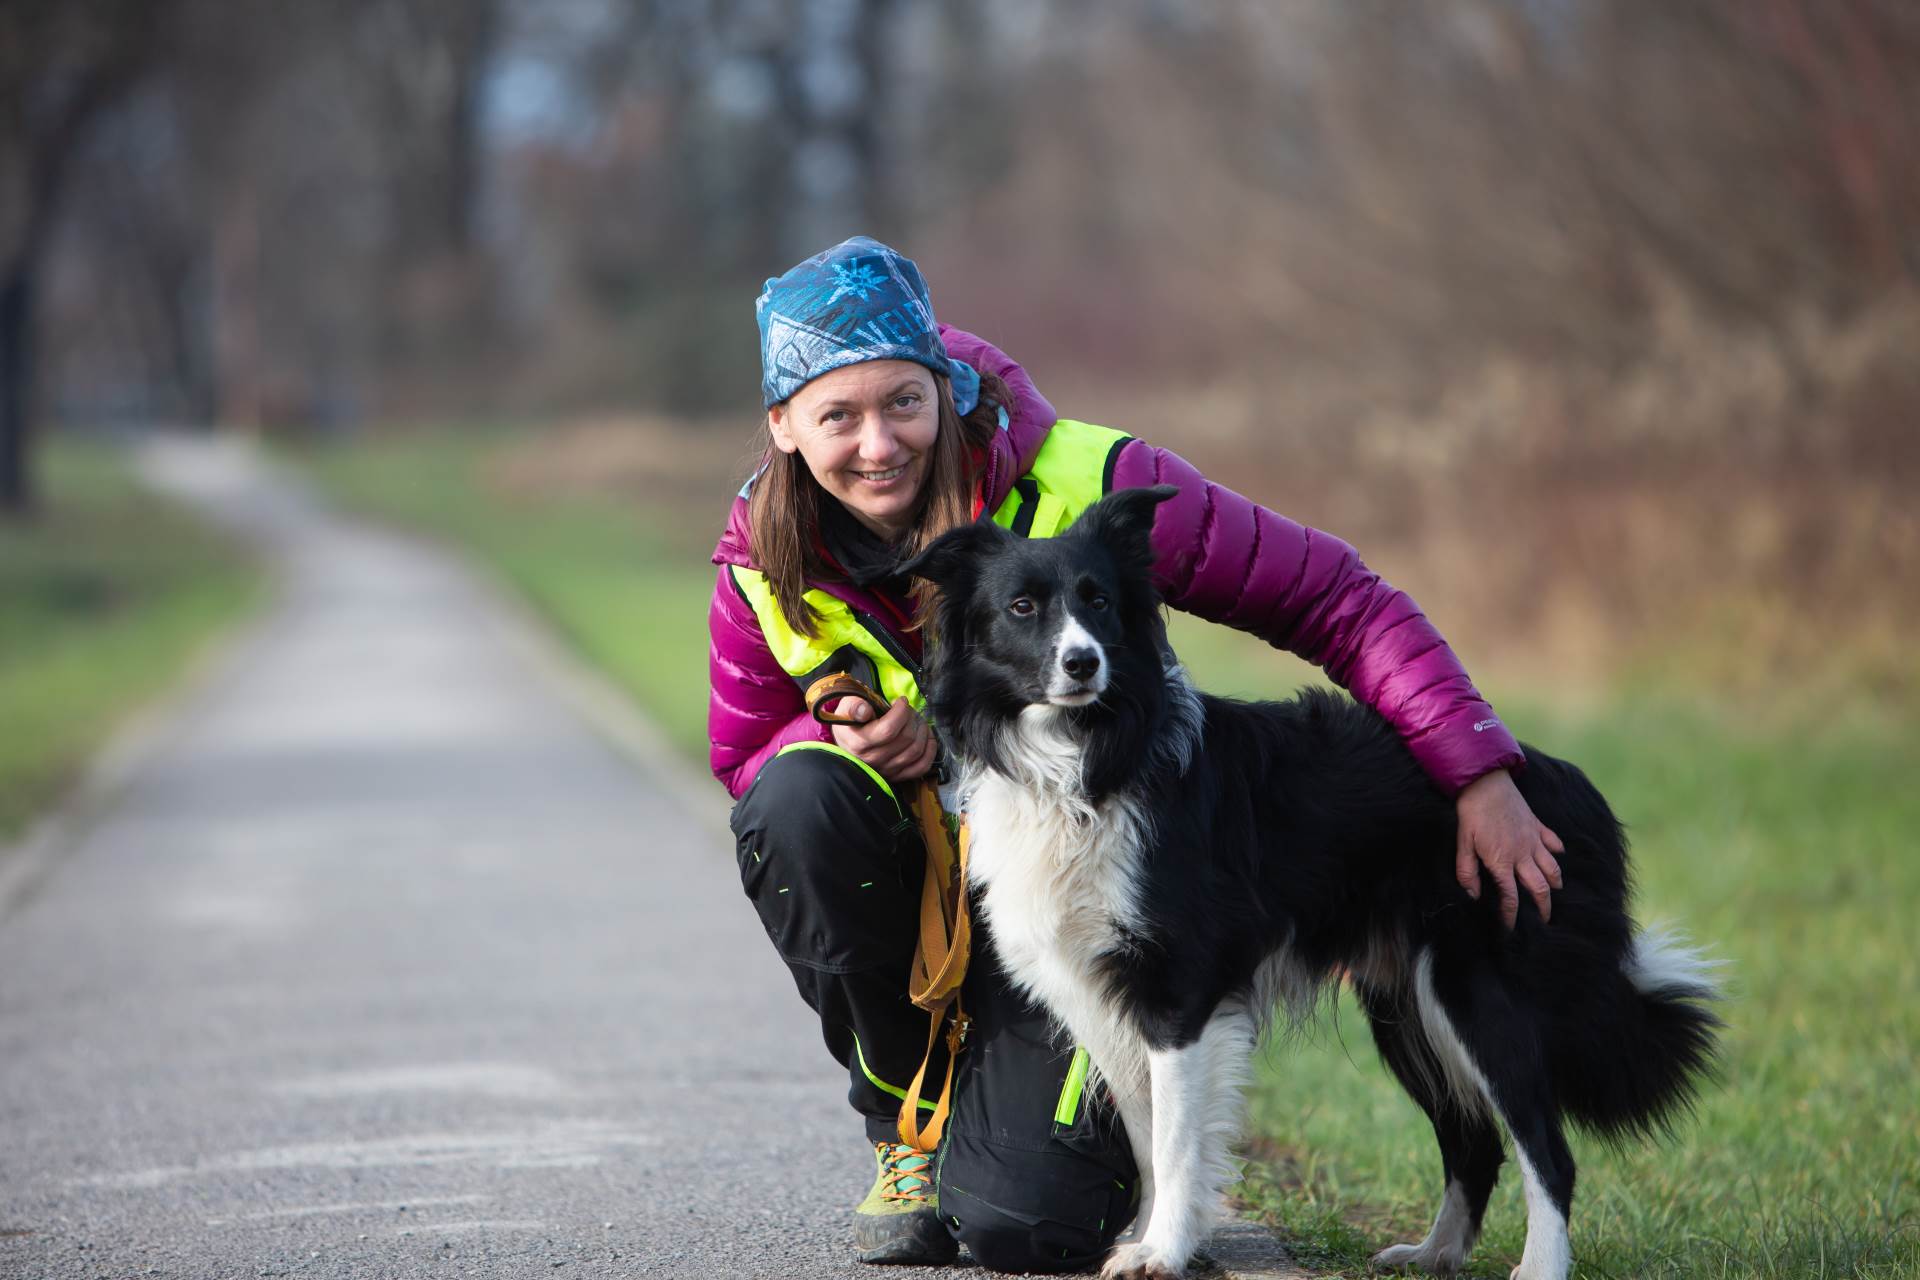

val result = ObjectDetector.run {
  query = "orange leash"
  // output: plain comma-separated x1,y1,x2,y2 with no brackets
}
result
805,673,972,1152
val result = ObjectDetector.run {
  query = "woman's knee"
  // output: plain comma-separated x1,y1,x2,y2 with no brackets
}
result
731,745,903,851
938,1140,1134,1274
729,745,919,970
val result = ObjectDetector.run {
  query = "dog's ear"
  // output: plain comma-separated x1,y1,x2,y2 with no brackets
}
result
1070,484,1178,574
895,518,1011,587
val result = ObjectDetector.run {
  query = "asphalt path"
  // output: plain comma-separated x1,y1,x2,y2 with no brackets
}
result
0,437,1299,1280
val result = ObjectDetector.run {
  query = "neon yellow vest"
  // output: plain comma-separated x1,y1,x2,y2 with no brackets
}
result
727,419,1132,713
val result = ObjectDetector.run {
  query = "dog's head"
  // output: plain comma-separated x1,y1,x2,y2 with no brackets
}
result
899,484,1179,791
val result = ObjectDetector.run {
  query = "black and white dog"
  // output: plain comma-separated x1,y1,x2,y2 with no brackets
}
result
899,486,1721,1280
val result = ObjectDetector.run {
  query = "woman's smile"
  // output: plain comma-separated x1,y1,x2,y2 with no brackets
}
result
768,359,941,539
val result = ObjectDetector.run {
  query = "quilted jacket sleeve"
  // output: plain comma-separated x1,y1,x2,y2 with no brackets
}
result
940,324,1056,431
1110,440,1524,796
708,565,830,799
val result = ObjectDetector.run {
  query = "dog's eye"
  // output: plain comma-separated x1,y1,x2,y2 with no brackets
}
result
1009,597,1036,617
1088,594,1109,611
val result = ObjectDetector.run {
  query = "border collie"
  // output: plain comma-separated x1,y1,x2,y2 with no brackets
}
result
899,486,1721,1280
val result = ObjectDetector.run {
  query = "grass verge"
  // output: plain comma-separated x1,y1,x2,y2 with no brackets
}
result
298,428,1917,1279
0,437,265,840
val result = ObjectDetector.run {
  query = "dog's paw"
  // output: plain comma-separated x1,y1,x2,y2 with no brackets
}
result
1508,1267,1571,1280
1101,1241,1187,1280
1372,1241,1464,1274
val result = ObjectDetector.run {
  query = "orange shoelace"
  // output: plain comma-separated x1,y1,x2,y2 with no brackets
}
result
876,1142,936,1204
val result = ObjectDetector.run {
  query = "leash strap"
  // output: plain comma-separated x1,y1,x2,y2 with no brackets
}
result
897,795,970,1151
803,672,972,1153
805,672,891,725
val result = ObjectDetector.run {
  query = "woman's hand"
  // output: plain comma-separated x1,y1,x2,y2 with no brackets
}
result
828,696,939,782
1455,768,1564,929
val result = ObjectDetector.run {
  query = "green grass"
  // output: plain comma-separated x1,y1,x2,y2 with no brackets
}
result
299,429,1919,1279
0,438,265,838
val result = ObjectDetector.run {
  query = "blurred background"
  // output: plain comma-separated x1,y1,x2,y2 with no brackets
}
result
7,0,1917,700
3,2,1916,1275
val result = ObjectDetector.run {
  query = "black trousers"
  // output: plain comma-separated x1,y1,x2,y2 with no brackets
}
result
730,745,1138,1273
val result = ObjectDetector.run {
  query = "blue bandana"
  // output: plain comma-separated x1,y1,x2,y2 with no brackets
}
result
756,236,981,415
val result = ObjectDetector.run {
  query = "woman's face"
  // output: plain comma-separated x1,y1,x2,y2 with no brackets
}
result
768,359,939,540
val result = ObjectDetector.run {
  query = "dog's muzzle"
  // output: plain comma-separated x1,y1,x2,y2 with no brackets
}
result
1047,635,1107,707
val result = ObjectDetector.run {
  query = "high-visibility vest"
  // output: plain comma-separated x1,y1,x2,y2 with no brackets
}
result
730,418,1130,1152
726,418,1133,719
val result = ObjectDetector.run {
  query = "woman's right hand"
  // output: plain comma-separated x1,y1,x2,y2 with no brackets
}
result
828,696,938,781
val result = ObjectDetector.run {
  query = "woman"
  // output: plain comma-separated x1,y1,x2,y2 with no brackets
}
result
708,237,1563,1271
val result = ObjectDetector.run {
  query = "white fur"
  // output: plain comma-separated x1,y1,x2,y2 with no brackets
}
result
1373,1178,1478,1275
1047,614,1109,705
1625,924,1724,1001
1508,1146,1573,1280
1407,950,1571,1280
1368,957,1499,1273
966,679,1238,1278
1123,1006,1256,1276
1248,941,1323,1040
1412,951,1495,1123
966,702,1157,1106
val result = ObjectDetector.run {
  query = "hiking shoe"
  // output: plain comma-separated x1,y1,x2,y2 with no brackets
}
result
852,1140,958,1265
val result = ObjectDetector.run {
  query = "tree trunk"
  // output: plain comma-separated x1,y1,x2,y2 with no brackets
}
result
0,0,167,511
0,253,37,516
443,0,499,254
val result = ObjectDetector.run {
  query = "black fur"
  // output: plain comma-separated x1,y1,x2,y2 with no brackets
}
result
901,486,1722,1253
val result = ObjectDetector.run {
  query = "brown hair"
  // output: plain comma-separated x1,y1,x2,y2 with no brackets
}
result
746,367,1011,637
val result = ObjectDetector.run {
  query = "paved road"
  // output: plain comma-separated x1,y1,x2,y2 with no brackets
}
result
0,437,1299,1280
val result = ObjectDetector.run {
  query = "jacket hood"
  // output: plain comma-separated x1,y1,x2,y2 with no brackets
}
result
711,324,1057,577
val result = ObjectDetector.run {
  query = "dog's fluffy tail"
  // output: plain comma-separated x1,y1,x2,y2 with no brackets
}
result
1557,924,1725,1143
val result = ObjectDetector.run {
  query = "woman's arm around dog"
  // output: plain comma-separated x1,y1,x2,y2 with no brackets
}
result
1111,440,1561,924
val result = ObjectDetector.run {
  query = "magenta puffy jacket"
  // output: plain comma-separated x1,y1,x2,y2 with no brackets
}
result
708,327,1524,801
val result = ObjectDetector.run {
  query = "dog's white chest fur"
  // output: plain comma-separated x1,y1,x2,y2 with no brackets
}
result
963,705,1155,1092
959,692,1252,1280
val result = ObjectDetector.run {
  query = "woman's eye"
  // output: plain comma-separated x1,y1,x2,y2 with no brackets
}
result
1009,597,1036,617
893,394,920,410
823,410,848,423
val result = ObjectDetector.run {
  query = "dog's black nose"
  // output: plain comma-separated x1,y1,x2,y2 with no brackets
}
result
1061,648,1101,681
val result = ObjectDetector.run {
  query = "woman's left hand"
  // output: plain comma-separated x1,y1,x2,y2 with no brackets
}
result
1455,768,1564,929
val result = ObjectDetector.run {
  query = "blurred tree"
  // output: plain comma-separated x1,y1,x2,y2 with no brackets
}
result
357,0,504,394
39,0,508,434
0,0,167,515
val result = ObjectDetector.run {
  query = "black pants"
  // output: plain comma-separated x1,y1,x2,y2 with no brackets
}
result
730,745,1138,1273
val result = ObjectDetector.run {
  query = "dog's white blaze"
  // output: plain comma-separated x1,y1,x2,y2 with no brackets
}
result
1046,613,1108,702
1372,1178,1477,1273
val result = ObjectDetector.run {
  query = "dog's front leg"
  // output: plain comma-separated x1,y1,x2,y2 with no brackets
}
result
1105,1072,1155,1244
1101,1011,1252,1280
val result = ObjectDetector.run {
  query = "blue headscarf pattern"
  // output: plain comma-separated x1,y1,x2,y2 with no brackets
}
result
756,236,981,415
